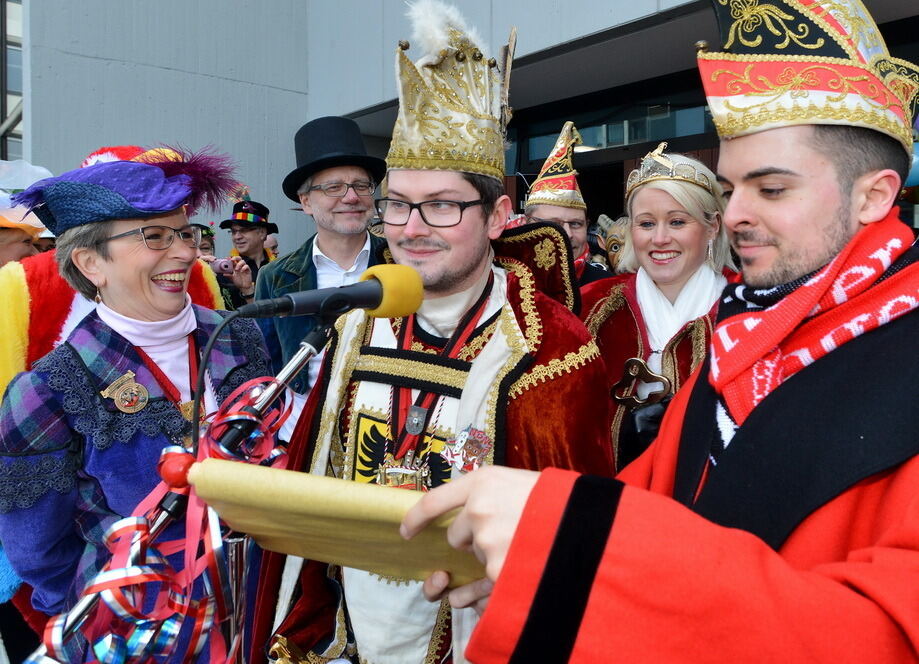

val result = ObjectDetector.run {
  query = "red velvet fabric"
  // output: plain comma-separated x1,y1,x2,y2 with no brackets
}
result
500,269,613,475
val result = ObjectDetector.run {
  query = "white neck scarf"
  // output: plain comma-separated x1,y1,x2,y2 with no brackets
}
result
636,265,725,356
96,295,196,348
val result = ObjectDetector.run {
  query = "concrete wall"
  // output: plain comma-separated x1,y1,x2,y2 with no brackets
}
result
24,0,315,254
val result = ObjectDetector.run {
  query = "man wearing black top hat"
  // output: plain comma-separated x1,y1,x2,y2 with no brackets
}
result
217,199,278,309
255,116,388,394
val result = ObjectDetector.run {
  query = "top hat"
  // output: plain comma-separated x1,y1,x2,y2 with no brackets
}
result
219,199,278,234
282,116,387,202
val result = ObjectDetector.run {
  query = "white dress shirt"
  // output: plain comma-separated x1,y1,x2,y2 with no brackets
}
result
304,233,372,395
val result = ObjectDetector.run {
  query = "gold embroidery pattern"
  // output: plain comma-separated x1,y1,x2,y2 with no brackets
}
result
508,340,600,398
689,317,712,373
424,600,453,664
714,96,912,149
457,319,498,361
525,121,586,210
497,225,576,312
269,636,340,664
660,346,678,395
585,284,626,338
312,313,369,478
716,62,897,113
698,3,919,154
387,17,513,180
355,354,469,391
410,341,438,354
496,259,542,351
314,565,353,660
407,322,497,361
484,305,527,457
533,238,556,270
810,0,880,57
717,0,824,51
876,57,919,116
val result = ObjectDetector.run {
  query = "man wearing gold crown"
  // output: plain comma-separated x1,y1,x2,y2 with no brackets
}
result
403,1,919,661
523,121,607,285
250,2,613,662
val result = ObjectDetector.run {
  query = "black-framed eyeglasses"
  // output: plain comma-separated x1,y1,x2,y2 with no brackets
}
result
375,198,484,228
96,225,202,250
308,181,376,198
526,215,586,231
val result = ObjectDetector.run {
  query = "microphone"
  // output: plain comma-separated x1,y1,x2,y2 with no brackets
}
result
236,264,423,319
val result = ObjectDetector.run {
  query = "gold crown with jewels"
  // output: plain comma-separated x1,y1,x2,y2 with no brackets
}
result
385,0,516,181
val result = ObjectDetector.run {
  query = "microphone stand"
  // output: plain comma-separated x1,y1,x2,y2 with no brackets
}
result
214,321,334,453
27,311,340,664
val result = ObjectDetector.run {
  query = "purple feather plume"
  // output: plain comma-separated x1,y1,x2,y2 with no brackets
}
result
10,177,54,210
142,145,239,217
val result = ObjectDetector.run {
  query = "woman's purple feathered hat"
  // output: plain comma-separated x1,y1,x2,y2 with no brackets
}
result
12,147,238,235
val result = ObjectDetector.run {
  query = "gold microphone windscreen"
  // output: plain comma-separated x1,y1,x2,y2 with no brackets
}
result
359,264,423,318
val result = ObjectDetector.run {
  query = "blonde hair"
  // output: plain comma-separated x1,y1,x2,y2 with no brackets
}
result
617,153,736,274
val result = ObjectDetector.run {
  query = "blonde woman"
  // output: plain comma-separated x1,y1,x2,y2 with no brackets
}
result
581,144,737,469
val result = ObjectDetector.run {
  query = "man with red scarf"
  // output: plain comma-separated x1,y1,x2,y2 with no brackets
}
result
402,1,919,661
524,121,607,286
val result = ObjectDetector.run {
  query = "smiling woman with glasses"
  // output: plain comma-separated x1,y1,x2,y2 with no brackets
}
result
0,152,272,661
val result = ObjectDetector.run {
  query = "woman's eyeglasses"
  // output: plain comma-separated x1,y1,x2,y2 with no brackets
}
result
97,225,202,250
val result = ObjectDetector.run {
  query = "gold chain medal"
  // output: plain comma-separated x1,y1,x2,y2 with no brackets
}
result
177,399,207,448
100,371,150,414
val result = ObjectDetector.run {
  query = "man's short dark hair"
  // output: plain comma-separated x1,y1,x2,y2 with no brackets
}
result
461,172,504,220
808,125,909,193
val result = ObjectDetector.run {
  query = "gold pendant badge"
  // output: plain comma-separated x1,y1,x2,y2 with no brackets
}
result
100,370,149,414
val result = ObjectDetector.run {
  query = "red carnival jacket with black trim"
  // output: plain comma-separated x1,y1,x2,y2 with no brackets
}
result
466,303,919,662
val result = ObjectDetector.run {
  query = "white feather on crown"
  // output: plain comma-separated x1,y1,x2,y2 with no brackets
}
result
408,0,486,66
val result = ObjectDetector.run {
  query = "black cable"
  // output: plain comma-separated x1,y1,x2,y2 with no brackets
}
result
190,310,241,457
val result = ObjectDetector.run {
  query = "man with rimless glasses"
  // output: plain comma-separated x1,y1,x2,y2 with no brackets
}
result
254,116,388,395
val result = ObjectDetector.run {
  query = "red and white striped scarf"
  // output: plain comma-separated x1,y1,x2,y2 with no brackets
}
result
709,209,919,425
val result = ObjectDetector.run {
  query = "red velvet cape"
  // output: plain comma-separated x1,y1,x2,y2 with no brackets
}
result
580,271,735,468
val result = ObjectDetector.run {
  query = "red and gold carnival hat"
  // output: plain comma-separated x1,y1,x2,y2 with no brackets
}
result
697,0,919,155
524,121,586,211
